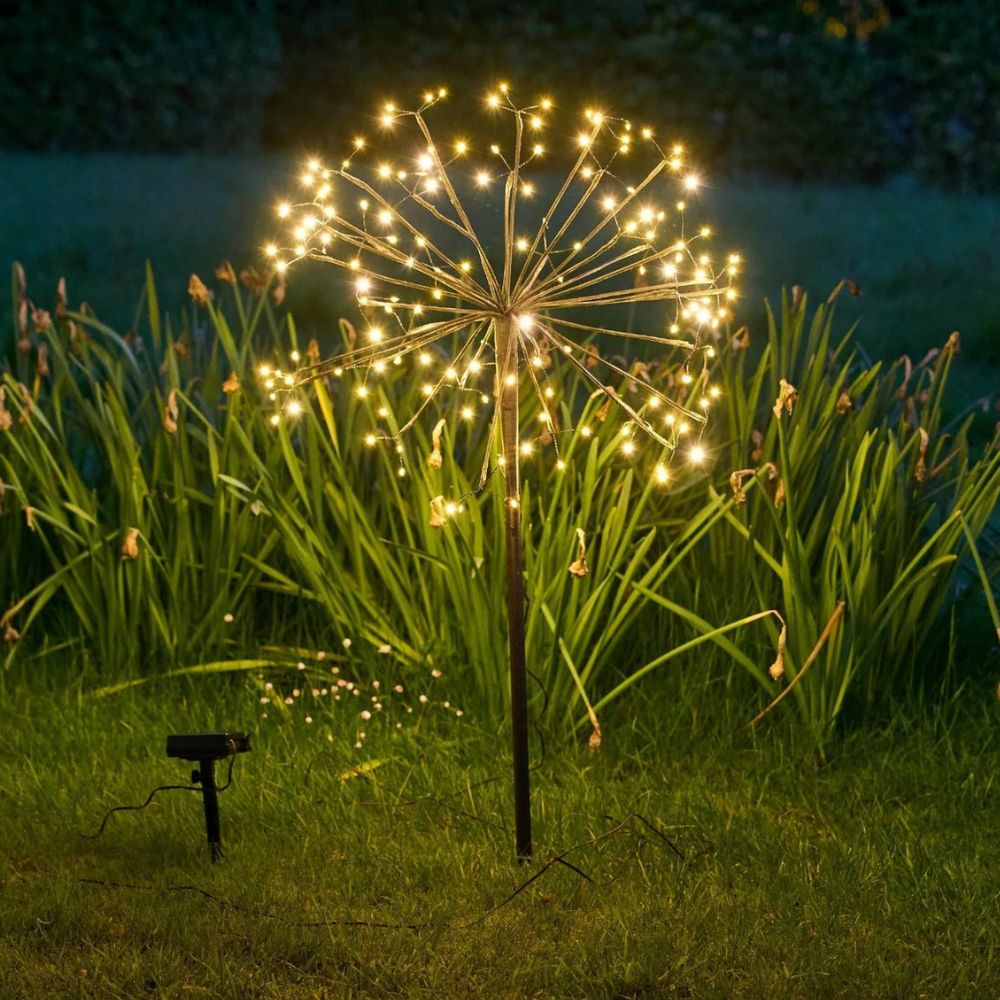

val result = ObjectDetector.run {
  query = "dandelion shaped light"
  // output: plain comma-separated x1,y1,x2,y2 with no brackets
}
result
263,83,740,498
262,83,741,859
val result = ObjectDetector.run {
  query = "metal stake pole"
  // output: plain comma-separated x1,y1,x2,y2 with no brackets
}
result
495,315,532,860
196,757,223,862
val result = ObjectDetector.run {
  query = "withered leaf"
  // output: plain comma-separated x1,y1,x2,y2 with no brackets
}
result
428,418,445,469
13,261,26,302
18,384,31,425
595,389,617,422
568,527,589,578
826,278,861,303
730,469,754,505
187,274,213,306
428,495,447,528
895,355,913,399
769,615,788,680
121,527,140,559
915,428,929,483
164,388,179,434
222,371,240,394
586,702,602,751
31,302,51,332
215,261,237,285
0,388,11,432
239,265,267,293
773,378,798,419
340,319,358,351
731,326,750,351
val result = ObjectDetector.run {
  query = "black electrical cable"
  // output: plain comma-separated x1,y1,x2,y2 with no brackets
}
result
80,811,690,931
82,749,239,841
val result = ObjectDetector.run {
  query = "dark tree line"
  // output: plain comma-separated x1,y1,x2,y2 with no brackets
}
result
1,1,996,188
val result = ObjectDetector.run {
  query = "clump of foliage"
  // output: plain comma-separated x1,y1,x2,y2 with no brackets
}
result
1,264,997,753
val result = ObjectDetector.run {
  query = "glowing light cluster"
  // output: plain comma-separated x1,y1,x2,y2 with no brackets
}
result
262,84,740,514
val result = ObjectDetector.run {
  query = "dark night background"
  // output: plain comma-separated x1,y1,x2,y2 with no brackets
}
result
1,1,997,381
2,0,997,187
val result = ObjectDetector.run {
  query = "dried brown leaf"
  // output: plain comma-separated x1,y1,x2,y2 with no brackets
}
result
13,261,26,302
428,495,447,528
773,378,798,419
239,265,267,293
215,261,237,285
595,389,616,422
915,428,929,483
896,355,913,399
769,616,788,680
164,388,179,434
568,527,589,578
428,418,445,469
187,274,213,306
17,384,31,425
774,478,786,509
0,388,11,432
916,347,940,369
30,302,51,332
826,278,861,303
730,468,755,505
121,527,140,559
731,326,750,351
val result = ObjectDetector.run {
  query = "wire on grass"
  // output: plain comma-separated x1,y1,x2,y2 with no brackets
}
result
82,748,240,840
80,811,689,931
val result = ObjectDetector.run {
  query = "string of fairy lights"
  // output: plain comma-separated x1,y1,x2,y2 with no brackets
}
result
260,84,740,514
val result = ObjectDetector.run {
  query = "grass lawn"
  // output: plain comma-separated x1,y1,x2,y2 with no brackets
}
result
2,669,998,998
2,154,998,397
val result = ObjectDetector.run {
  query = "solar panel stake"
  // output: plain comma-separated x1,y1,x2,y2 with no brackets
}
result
166,732,250,862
